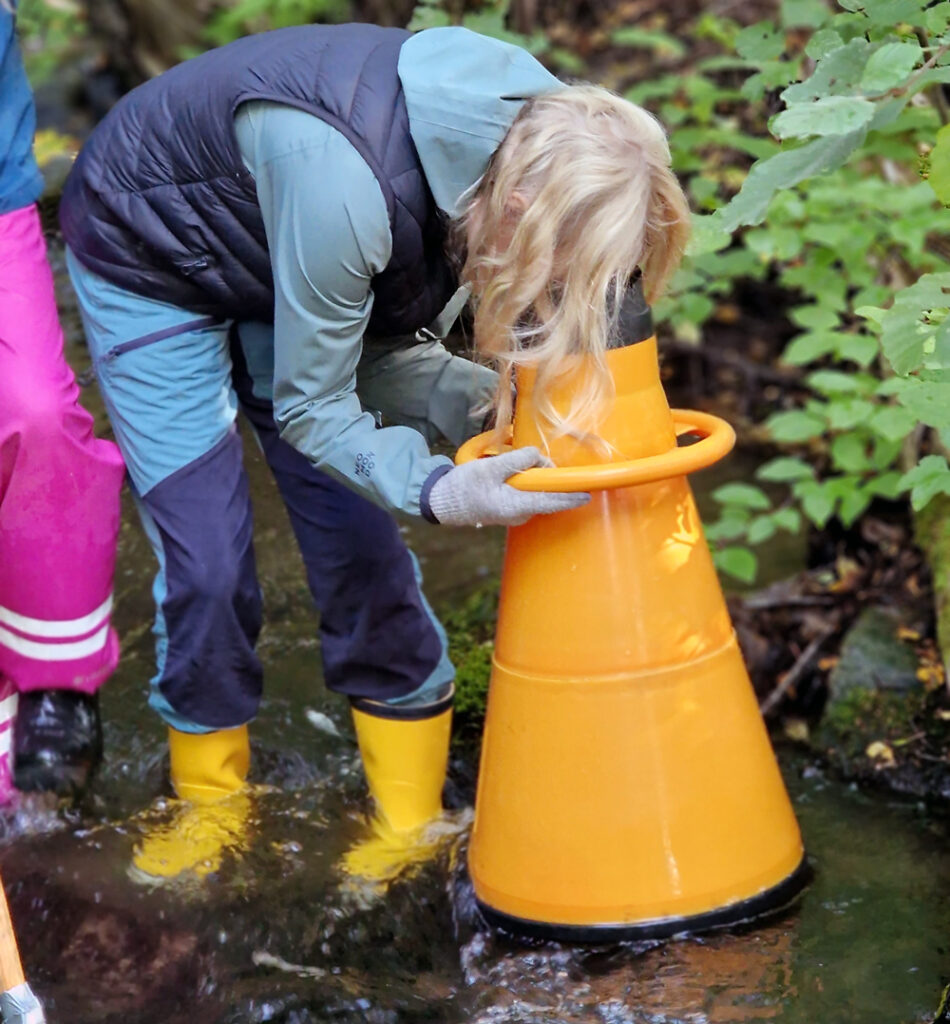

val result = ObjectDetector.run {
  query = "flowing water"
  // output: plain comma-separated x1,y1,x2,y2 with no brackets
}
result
0,245,944,1024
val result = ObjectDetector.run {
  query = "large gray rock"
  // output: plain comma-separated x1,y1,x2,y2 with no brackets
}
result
828,605,919,700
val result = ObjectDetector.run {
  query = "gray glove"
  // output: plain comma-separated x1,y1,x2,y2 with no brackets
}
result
426,446,590,527
0,984,46,1024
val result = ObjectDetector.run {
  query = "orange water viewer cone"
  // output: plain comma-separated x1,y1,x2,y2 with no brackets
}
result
456,295,808,941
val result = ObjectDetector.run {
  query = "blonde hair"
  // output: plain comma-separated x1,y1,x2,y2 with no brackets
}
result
459,84,690,450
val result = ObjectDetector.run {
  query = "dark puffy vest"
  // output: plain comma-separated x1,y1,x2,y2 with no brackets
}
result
60,24,456,336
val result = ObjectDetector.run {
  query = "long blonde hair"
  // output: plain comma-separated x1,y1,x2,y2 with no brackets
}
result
459,84,690,450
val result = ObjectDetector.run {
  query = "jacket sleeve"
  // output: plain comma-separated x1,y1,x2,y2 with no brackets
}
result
240,102,453,515
357,334,498,446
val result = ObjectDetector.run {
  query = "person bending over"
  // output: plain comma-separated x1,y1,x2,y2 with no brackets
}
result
59,23,690,882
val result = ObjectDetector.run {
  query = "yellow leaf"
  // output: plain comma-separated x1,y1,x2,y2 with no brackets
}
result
865,740,896,767
897,626,921,642
917,663,946,691
783,718,810,743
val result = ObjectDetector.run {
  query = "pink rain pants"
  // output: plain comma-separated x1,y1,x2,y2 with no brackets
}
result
0,204,124,711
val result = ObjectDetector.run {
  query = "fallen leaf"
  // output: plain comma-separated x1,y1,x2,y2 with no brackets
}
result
784,718,810,742
865,740,896,768
917,663,946,691
829,557,862,593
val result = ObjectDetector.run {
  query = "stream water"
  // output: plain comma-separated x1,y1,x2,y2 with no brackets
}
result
0,244,944,1024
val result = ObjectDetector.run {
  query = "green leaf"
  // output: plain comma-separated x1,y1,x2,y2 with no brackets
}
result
827,397,877,429
869,405,917,441
795,480,838,526
773,506,804,532
610,27,686,57
806,29,845,60
705,512,752,542
736,22,786,62
831,433,871,472
747,516,778,544
928,123,950,205
687,215,732,256
860,41,923,94
757,457,816,482
782,0,833,27
773,96,875,139
742,65,801,102
905,66,950,95
672,293,715,325
712,483,773,510
547,47,586,74
865,471,904,498
838,485,871,525
783,38,871,103
899,454,950,509
835,333,878,367
790,304,840,331
744,226,804,260
783,330,839,365
892,377,950,430
407,2,451,28
716,131,867,231
925,1,950,34
860,0,928,25
867,95,910,131
870,435,904,471
934,317,950,365
807,369,867,394
714,546,759,584
856,304,888,328
879,273,950,374
768,409,827,441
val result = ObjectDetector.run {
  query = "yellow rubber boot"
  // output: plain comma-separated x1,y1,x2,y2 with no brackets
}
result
131,725,252,884
341,697,454,889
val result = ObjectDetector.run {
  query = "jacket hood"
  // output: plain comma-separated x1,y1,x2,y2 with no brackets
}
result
398,27,564,218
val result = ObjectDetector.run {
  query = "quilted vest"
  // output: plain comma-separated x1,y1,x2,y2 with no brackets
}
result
60,24,456,335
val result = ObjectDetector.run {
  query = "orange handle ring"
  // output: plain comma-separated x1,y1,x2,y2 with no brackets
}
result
455,409,736,493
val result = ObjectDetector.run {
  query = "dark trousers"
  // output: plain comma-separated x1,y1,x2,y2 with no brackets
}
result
130,330,449,731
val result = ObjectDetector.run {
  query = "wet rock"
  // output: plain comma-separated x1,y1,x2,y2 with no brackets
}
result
813,606,950,804
828,606,919,700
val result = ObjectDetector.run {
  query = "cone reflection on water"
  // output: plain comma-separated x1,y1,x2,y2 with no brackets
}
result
459,332,807,940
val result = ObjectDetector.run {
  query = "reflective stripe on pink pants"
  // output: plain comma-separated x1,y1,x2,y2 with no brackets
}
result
0,204,124,694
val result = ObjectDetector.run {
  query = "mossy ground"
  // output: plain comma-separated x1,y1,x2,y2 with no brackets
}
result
440,581,498,729
817,685,950,802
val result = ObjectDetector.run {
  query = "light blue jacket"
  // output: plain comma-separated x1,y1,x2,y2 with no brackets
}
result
233,27,563,514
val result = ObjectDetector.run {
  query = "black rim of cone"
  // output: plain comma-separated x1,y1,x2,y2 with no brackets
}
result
476,856,812,944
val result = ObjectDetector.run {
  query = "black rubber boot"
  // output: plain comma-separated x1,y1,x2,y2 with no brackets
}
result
13,690,103,797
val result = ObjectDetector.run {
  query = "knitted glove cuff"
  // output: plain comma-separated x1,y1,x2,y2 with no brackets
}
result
419,464,454,524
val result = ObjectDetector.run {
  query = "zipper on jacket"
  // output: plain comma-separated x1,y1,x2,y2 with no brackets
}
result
102,316,223,363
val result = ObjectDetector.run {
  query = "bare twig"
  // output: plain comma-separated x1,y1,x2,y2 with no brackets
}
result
902,38,950,100
916,29,950,126
760,626,835,717
742,593,836,610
